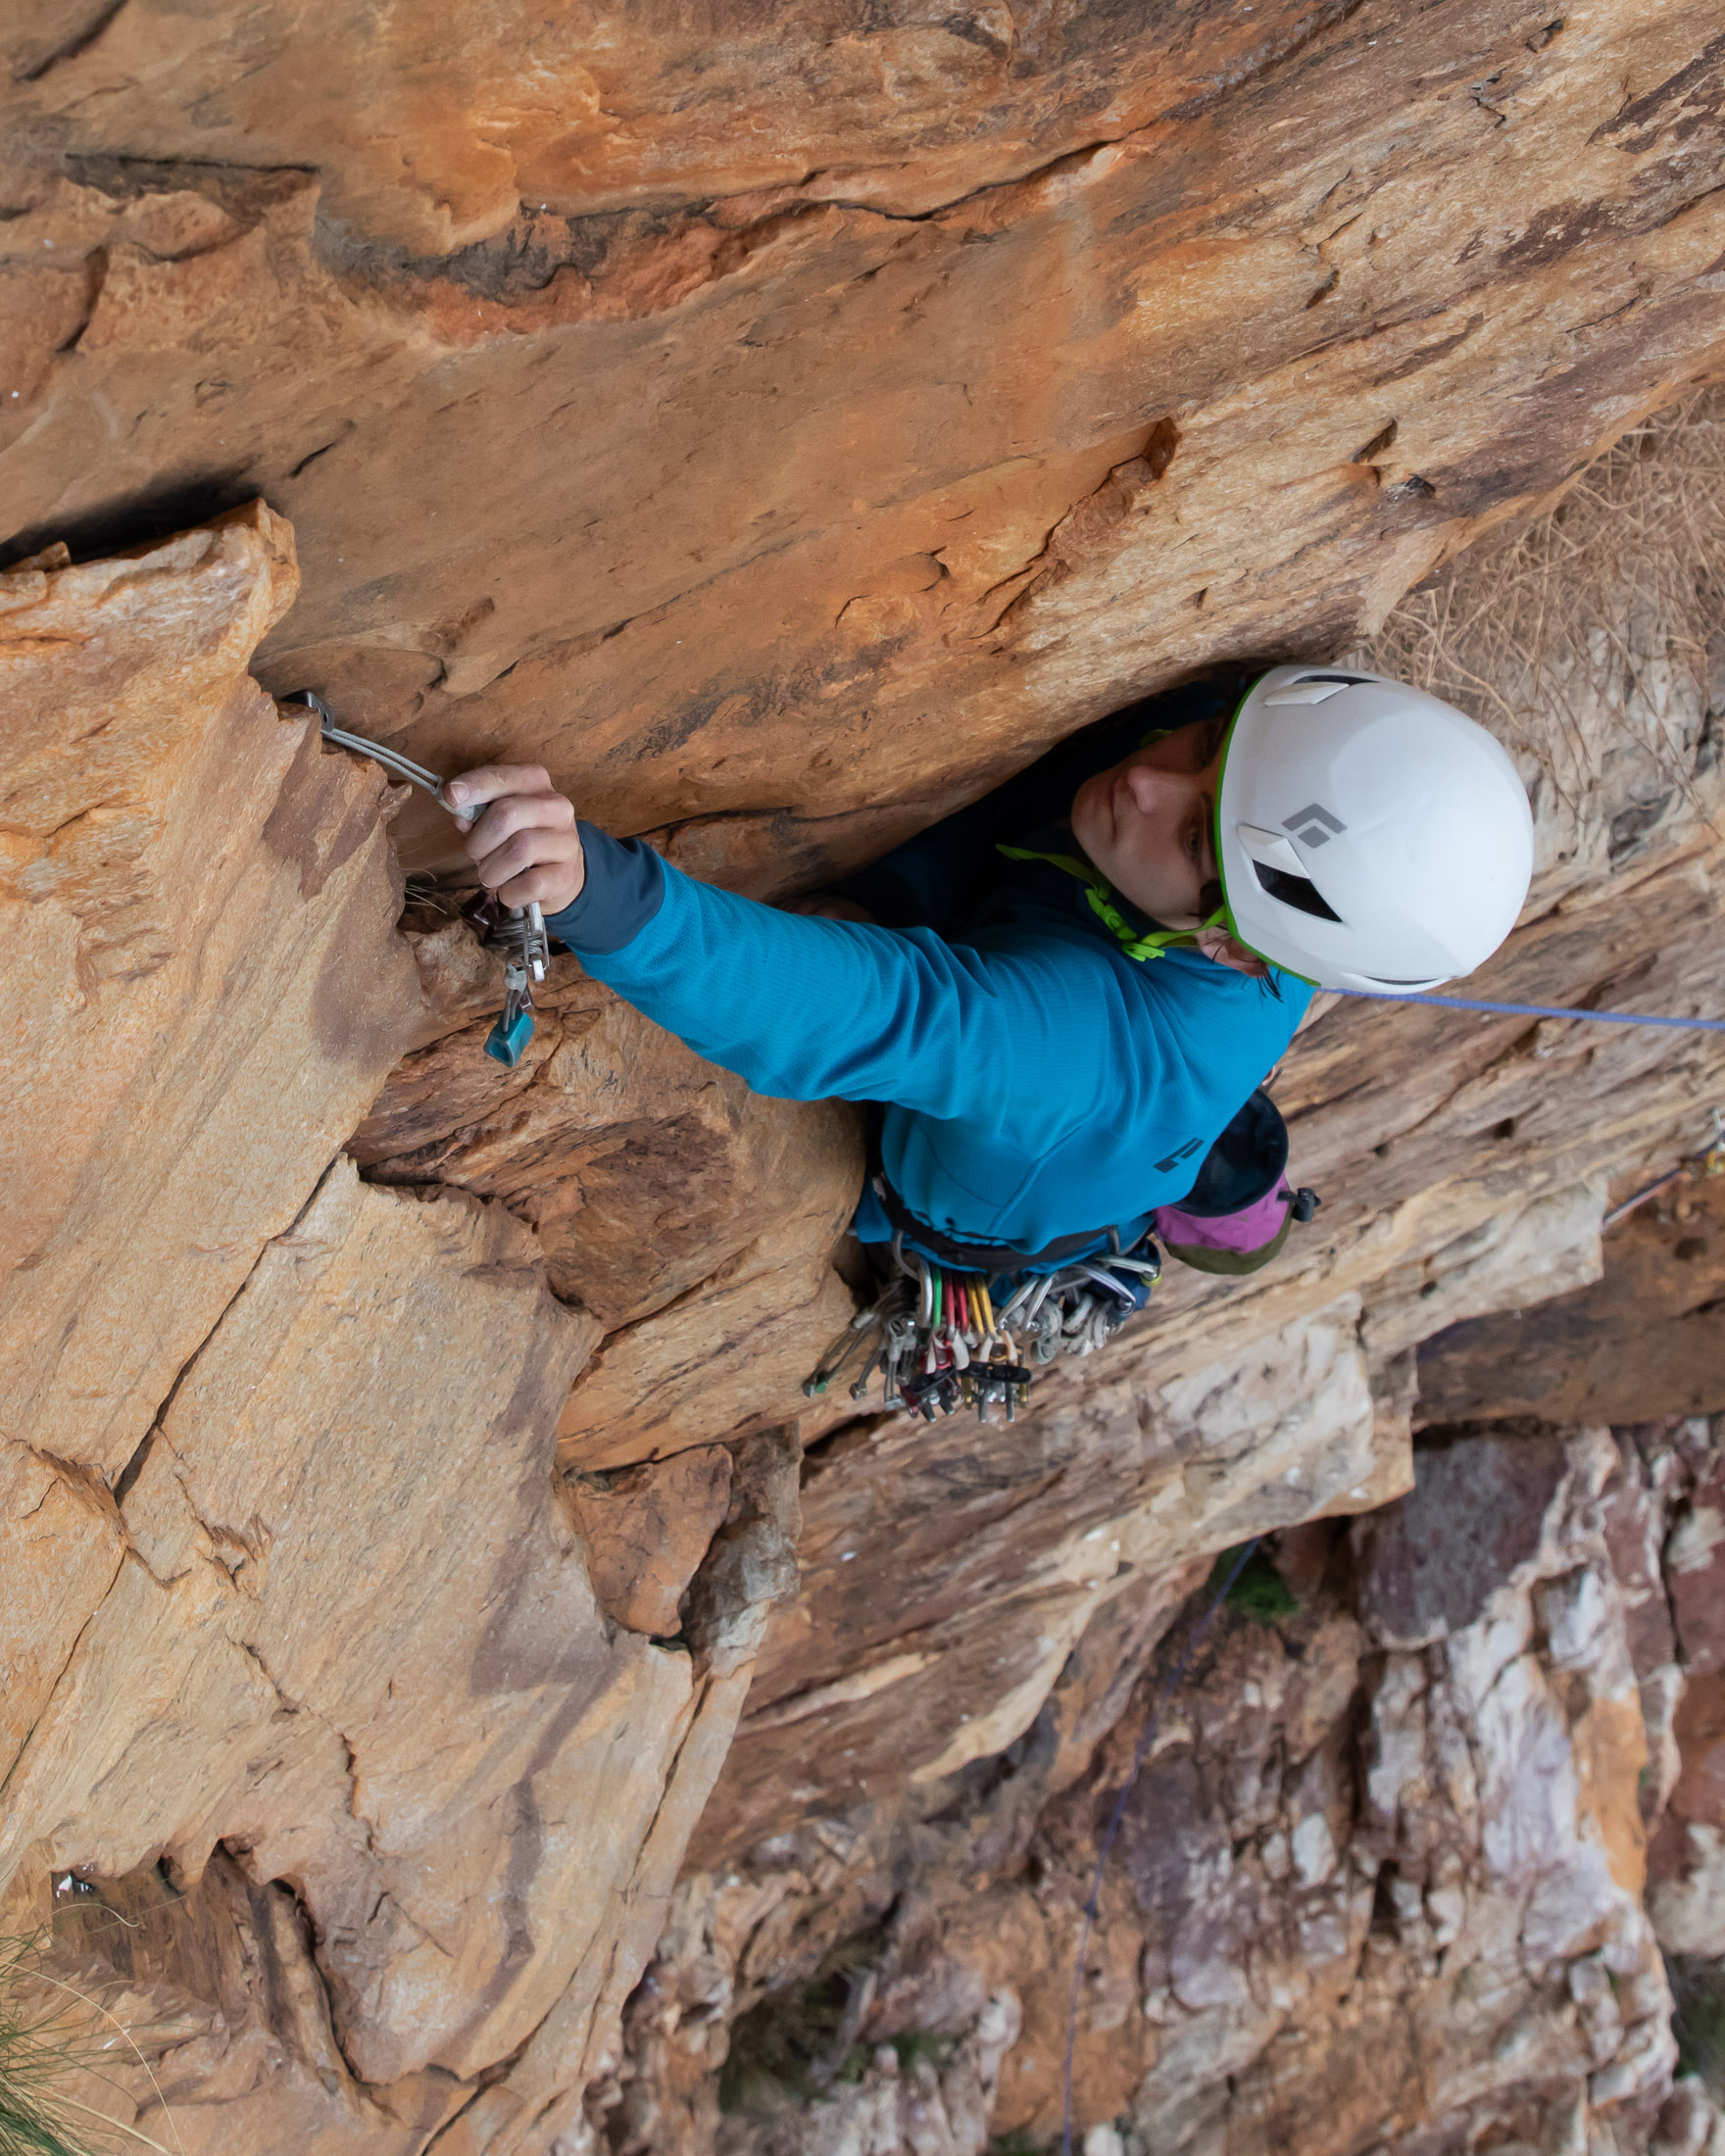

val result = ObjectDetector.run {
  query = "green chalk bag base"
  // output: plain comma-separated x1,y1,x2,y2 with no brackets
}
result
1158,1204,1296,1277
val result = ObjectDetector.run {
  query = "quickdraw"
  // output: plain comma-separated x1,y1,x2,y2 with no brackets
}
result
460,889,550,1067
804,1237,1160,1423
283,691,549,1067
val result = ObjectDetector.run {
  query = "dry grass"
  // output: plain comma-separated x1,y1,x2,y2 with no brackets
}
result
1354,387,1725,855
0,1935,99,2156
0,1930,183,2156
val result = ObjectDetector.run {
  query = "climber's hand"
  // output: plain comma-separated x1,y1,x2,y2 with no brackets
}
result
444,764,586,912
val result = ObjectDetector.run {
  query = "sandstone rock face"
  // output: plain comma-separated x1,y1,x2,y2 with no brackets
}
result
0,503,419,1478
351,926,866,1463
618,1422,1725,2155
567,1447,737,1638
5,1,1725,903
0,514,791,2152
1645,1426,1725,1967
1418,1172,1725,1429
3,1152,776,2144
351,936,863,1336
3,5,1725,2149
36,1852,437,2156
697,1293,1405,1864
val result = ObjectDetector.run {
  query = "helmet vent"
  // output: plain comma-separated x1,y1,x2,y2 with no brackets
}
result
1264,673,1365,707
1254,860,1342,922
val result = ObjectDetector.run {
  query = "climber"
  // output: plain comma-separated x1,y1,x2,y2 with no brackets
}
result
435,664,1535,1284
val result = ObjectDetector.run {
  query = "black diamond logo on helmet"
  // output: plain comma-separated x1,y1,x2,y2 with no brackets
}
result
1284,803,1346,849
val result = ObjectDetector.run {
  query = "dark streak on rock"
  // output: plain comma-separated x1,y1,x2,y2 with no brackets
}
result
287,438,344,481
1595,29,1725,150
1369,318,1480,389
1352,419,1398,465
1,472,261,571
14,0,130,83
54,246,107,357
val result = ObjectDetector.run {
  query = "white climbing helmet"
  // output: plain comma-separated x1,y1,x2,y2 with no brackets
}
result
1215,664,1535,992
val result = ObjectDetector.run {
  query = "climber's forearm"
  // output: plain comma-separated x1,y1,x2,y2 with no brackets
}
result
543,833,1006,1110
544,821,672,955
443,762,1098,1120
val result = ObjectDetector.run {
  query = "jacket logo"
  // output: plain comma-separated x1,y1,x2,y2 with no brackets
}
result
1283,803,1347,849
1155,1138,1203,1175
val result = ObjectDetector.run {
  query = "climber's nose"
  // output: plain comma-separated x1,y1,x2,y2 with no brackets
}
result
1121,757,1195,834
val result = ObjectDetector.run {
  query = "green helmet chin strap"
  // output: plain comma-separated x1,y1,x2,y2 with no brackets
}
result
995,846,1230,962
999,683,1301,967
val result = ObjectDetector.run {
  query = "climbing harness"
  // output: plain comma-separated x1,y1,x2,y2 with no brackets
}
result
804,1235,1160,1423
283,691,550,1067
811,1091,1316,1419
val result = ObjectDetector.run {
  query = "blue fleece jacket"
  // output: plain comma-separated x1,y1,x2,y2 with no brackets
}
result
544,681,1311,1256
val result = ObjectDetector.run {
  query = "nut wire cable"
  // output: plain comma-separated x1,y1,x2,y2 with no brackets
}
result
283,690,455,806
1059,1536,1262,2156
283,689,547,1066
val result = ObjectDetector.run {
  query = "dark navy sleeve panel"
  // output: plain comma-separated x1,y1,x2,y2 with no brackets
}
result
828,790,1009,934
542,822,666,955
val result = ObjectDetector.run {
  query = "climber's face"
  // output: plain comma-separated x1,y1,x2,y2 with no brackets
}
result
1069,712,1233,927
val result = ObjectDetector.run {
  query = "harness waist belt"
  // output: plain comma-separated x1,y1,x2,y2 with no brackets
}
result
868,1172,1118,1273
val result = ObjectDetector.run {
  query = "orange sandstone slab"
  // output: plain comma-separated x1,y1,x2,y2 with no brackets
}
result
0,504,425,1478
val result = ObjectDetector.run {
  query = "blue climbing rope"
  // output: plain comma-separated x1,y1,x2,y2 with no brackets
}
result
1341,989,1725,1034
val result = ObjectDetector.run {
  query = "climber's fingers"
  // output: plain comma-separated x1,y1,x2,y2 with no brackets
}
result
444,761,554,808
441,763,586,913
456,785,575,863
469,818,578,883
493,844,587,909
470,820,587,907
444,763,566,830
